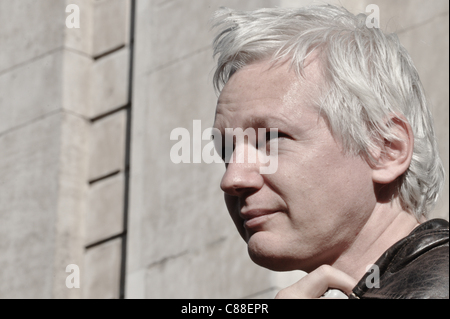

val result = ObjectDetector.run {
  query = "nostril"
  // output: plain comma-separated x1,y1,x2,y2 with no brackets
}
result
220,175,241,195
220,163,264,197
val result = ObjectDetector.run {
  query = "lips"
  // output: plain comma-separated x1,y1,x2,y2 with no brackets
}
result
240,209,278,229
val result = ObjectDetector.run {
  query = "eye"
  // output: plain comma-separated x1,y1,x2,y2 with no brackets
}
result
260,130,288,145
266,131,278,141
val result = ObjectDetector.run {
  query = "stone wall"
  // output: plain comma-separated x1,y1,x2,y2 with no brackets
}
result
0,0,448,299
0,0,131,298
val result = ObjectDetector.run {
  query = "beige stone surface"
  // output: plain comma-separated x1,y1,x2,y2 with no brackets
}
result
64,0,130,58
0,0,130,299
0,112,88,298
127,49,225,271
0,0,64,73
280,0,449,32
83,237,122,299
142,234,307,298
247,271,307,299
361,0,449,33
89,110,127,181
124,269,145,299
92,0,130,58
64,0,94,56
63,49,93,118
0,113,61,298
134,0,278,76
53,112,89,299
144,235,273,299
86,173,125,246
0,51,63,134
90,47,130,118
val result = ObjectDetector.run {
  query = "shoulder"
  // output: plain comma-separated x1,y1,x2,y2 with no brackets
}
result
352,219,449,299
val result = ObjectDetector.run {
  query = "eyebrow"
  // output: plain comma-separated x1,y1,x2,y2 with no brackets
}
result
211,115,288,140
249,115,290,130
249,117,270,129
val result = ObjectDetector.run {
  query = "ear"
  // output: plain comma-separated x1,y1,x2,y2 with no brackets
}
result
371,115,414,184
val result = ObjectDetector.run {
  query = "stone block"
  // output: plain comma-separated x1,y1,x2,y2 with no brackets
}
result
85,173,125,246
128,50,230,270
280,0,449,33
92,0,130,58
361,0,449,33
65,0,130,57
124,269,145,299
90,47,130,118
134,0,279,75
0,0,65,73
270,270,307,296
63,49,93,118
53,112,90,299
83,237,122,299
0,113,61,298
89,109,127,181
64,0,94,56
0,112,88,299
0,46,93,135
0,50,63,135
144,235,273,298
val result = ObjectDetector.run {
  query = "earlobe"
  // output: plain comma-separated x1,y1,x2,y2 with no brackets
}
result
371,116,414,184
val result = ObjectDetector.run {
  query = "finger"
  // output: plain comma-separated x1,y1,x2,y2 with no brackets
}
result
275,265,357,299
302,265,357,297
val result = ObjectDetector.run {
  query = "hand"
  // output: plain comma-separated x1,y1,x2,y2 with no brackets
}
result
275,265,357,299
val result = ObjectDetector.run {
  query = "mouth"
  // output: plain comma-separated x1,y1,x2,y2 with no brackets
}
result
240,209,279,230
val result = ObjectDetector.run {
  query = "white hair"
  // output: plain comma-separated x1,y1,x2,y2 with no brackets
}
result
211,5,445,220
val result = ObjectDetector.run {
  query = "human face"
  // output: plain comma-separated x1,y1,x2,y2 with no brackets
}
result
213,59,377,272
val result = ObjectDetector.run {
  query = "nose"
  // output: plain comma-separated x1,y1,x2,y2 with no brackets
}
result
220,143,264,197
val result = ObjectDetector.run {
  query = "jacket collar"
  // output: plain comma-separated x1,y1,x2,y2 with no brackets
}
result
351,218,449,298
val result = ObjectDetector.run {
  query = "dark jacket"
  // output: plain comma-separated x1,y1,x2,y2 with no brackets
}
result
350,219,449,299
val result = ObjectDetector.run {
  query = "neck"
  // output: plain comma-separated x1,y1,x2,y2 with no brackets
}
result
332,200,420,281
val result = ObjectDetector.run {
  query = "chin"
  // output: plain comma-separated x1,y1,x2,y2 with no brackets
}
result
246,233,302,272
249,252,297,272
246,231,329,273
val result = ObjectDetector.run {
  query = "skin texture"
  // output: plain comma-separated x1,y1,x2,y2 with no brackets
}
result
214,58,376,271
213,58,419,298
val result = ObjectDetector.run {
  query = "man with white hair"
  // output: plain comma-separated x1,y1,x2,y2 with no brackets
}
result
211,5,448,299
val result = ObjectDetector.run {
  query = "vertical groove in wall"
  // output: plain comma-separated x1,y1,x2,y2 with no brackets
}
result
120,0,136,299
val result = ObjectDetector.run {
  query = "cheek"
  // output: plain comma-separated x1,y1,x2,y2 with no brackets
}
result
224,194,246,240
325,155,374,205
277,149,374,226
302,155,375,243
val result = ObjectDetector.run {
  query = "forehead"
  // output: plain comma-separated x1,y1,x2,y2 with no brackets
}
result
214,58,324,129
